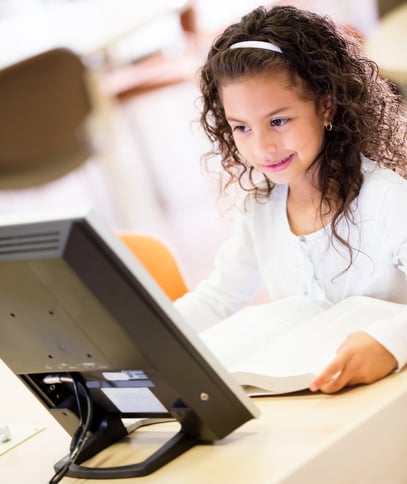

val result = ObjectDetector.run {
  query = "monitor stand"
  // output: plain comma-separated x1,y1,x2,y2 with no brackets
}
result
53,414,198,479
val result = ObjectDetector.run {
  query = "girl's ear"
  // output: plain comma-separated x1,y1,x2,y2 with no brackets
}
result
320,94,336,123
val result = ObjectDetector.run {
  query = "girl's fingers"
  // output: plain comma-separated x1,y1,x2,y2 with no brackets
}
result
309,358,344,392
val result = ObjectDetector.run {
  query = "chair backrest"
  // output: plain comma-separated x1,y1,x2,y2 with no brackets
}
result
377,0,406,18
119,234,188,301
0,48,92,188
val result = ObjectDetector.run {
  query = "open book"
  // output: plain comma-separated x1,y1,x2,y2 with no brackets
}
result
199,296,405,395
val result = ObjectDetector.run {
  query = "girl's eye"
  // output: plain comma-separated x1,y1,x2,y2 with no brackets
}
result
271,118,288,127
232,125,250,133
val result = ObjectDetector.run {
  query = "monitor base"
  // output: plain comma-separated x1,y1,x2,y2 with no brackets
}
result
54,423,197,479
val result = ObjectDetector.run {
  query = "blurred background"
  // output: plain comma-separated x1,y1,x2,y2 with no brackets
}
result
0,0,405,290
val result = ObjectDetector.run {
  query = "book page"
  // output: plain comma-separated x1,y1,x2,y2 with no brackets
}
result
260,296,404,371
200,296,328,369
203,296,405,394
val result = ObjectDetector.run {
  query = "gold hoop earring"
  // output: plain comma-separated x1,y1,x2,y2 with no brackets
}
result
325,122,333,132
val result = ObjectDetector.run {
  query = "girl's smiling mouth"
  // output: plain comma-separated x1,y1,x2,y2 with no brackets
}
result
263,154,294,173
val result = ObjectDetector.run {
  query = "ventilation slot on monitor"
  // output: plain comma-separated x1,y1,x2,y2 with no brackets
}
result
0,231,61,256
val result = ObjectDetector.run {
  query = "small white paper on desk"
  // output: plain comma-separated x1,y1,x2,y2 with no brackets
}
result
0,425,44,455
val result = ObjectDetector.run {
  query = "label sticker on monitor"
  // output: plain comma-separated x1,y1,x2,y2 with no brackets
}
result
101,387,167,413
102,370,149,381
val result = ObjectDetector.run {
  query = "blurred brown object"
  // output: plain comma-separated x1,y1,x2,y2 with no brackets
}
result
377,0,406,18
101,49,202,99
0,48,92,189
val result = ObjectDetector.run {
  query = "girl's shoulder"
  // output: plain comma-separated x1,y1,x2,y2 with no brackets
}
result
360,156,407,208
362,156,407,188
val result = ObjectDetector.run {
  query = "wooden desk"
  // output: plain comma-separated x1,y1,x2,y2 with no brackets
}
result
364,4,407,85
2,358,407,484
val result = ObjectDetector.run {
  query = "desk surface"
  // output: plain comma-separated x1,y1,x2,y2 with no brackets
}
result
364,4,407,84
0,0,190,69
2,358,407,484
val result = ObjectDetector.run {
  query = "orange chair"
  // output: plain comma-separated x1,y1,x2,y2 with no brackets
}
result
119,234,188,301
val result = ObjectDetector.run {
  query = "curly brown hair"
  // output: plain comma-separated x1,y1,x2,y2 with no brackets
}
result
199,5,407,261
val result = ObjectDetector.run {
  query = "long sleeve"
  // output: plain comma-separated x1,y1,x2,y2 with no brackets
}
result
174,207,263,333
364,304,407,369
359,173,407,368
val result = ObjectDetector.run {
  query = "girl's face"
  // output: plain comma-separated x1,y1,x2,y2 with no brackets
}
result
221,71,332,192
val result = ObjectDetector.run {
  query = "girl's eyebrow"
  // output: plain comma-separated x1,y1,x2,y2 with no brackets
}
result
226,107,290,123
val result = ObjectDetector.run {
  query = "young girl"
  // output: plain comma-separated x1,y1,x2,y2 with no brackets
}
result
174,5,407,393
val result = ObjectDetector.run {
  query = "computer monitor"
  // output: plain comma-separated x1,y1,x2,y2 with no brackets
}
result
0,210,259,480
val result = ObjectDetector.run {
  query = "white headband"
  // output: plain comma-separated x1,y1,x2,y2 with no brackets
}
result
229,40,283,54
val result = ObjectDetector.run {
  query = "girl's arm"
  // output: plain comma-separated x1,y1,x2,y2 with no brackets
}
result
311,209,407,393
174,210,263,332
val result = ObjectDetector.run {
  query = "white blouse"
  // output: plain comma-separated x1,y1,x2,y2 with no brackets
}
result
175,159,407,368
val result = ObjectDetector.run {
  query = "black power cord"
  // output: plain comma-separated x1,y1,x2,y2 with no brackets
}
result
47,375,93,484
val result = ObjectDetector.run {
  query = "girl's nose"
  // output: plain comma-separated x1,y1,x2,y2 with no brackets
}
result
253,129,278,156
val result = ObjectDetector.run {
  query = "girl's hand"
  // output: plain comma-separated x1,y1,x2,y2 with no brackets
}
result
309,331,398,394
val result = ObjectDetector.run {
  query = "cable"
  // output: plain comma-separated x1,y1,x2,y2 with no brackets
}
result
69,376,85,453
48,376,93,484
